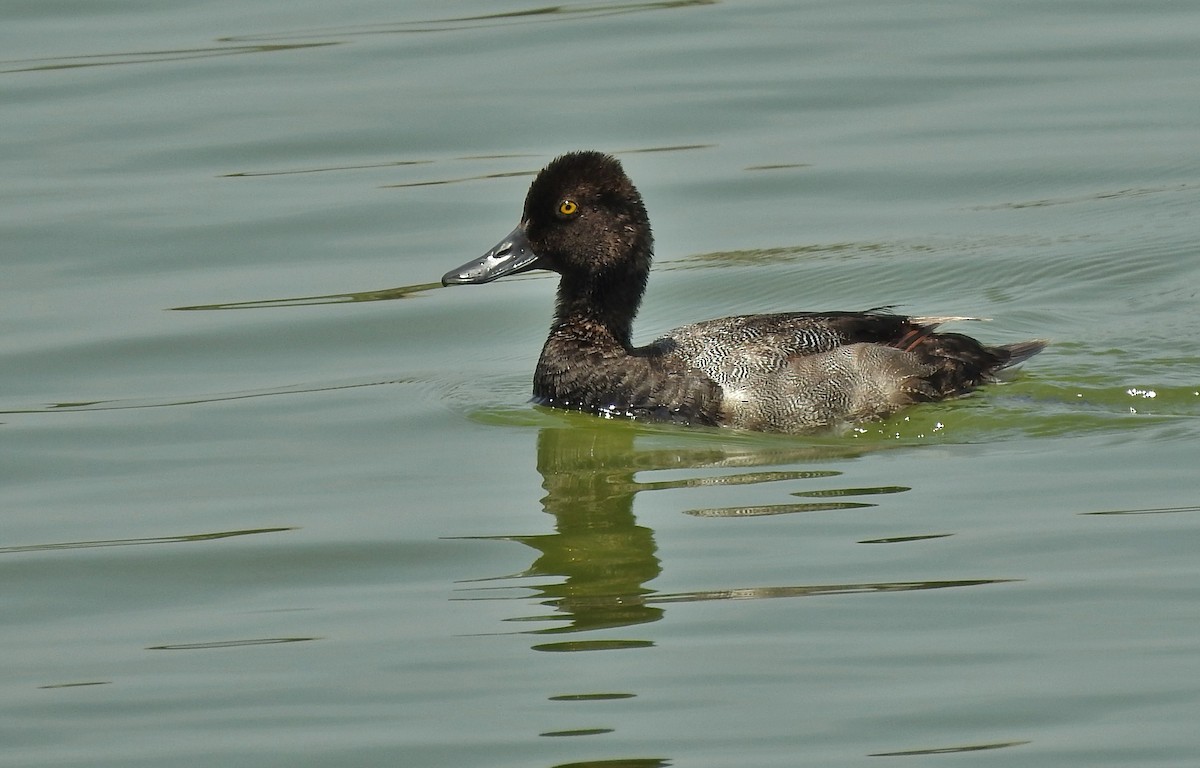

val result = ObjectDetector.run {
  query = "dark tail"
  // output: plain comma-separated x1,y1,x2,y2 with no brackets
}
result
913,334,1047,398
994,339,1048,370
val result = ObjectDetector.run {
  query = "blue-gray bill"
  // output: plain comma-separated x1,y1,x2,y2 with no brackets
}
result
441,224,544,285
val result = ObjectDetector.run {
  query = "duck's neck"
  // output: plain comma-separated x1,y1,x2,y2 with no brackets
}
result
550,265,648,350
533,264,654,409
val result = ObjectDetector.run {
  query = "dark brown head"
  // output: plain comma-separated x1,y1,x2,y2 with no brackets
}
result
517,151,652,282
442,151,655,337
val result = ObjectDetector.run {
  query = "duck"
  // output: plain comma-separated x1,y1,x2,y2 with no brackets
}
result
441,151,1045,433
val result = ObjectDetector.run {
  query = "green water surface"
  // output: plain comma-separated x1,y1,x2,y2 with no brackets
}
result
3,1,1199,766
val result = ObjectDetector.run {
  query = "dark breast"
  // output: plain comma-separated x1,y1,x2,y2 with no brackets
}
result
533,327,726,426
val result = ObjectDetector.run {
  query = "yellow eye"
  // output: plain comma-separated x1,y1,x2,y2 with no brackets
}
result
557,199,579,217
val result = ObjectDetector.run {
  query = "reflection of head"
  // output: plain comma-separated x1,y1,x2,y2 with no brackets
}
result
519,425,663,634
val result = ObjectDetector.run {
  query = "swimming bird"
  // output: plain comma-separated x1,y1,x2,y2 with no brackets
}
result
441,151,1044,433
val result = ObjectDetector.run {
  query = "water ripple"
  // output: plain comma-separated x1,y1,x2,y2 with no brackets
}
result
869,739,1031,757
146,637,319,651
221,1,717,43
648,579,1016,604
0,42,337,75
0,527,294,555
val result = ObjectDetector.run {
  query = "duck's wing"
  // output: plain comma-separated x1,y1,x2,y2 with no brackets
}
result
658,311,937,364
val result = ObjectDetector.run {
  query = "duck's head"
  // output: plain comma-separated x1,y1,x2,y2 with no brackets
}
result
441,151,653,287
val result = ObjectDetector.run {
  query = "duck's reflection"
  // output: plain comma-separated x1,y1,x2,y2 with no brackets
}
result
462,420,903,637
459,418,1017,641
513,427,662,628
514,425,664,633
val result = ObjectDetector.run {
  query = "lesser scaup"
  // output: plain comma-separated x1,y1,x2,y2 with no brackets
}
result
442,151,1045,432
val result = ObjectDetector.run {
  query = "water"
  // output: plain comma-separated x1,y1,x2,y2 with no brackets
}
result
3,1,1199,766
